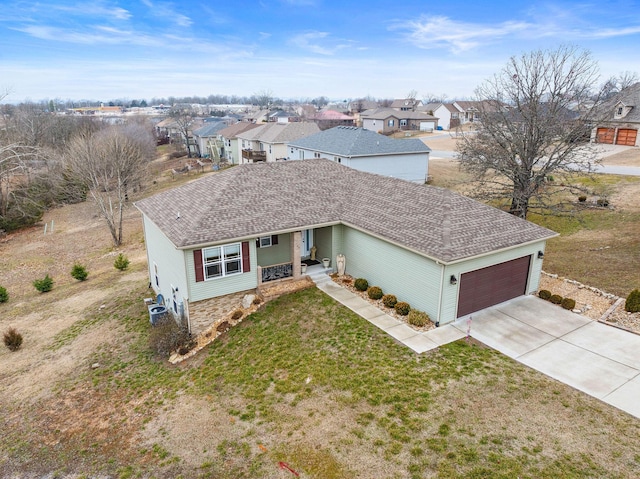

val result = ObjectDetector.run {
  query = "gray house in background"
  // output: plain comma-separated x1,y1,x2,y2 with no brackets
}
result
287,126,431,183
136,160,556,333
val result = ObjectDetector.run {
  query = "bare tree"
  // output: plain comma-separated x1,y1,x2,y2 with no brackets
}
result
252,89,274,109
66,123,155,246
601,71,639,99
457,45,606,219
168,105,197,158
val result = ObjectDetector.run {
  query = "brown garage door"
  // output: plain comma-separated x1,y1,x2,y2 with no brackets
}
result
597,128,615,144
615,129,637,146
456,256,531,318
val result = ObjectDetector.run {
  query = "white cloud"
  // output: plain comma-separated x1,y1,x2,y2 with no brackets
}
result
141,0,193,28
397,15,531,53
288,31,352,55
53,3,132,21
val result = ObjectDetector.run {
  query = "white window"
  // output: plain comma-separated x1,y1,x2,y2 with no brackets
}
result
617,107,623,116
259,236,272,248
203,243,242,280
388,119,395,127
400,119,408,127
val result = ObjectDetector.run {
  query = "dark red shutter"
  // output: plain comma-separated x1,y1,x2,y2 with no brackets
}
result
193,249,204,282
242,241,250,272
271,235,278,245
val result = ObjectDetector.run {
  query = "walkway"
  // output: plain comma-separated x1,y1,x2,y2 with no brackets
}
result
309,268,640,419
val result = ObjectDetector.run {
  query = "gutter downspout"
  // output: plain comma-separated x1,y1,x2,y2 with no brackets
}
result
436,261,445,326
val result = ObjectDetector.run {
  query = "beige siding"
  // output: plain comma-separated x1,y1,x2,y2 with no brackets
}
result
185,241,258,302
440,241,547,324
341,227,442,319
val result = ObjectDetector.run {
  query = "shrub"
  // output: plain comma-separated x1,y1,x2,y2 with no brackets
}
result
70,263,88,281
231,310,243,320
407,310,430,327
252,297,262,305
382,294,398,308
395,301,411,316
354,278,368,291
114,253,130,271
625,289,640,313
546,175,554,182
33,274,53,293
4,328,23,351
549,294,563,305
368,286,383,300
0,286,8,303
538,290,552,300
596,198,609,207
578,195,587,202
561,298,576,310
149,316,190,358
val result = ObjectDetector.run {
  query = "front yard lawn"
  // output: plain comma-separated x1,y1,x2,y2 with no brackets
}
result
3,286,639,478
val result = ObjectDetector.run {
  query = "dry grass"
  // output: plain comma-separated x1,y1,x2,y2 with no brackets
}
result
1,150,639,478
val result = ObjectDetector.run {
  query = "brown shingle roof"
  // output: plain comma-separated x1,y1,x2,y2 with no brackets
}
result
136,160,556,263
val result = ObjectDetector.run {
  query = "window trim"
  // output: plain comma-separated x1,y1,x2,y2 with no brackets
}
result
202,243,243,280
259,236,272,248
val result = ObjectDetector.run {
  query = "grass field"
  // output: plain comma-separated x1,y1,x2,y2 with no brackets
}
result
3,286,640,478
2,151,639,478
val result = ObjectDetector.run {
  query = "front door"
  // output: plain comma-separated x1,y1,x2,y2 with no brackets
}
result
301,229,313,258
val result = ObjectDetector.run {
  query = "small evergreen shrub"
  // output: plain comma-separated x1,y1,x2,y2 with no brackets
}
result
4,328,23,351
546,175,554,182
33,274,54,293
382,294,398,308
538,290,552,300
149,316,190,358
0,285,8,303
231,310,243,320
549,294,563,305
407,310,430,327
578,195,587,203
596,198,609,207
70,263,88,281
561,298,576,310
367,286,383,300
395,301,411,316
625,289,640,313
114,253,130,271
354,278,368,291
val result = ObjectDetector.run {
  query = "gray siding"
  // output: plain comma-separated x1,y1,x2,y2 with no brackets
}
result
440,241,547,324
340,227,442,319
314,226,333,261
256,234,291,266
186,241,258,302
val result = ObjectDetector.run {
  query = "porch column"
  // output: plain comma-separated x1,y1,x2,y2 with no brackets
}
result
292,231,302,278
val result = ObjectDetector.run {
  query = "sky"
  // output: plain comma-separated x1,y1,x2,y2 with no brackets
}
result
1,0,640,104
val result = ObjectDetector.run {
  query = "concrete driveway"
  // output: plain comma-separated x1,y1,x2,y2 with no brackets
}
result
453,296,640,419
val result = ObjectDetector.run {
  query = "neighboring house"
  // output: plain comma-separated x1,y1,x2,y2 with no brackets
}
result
287,126,430,183
192,122,228,159
135,160,556,334
422,103,463,130
390,98,423,111
268,110,301,123
242,109,270,123
592,82,640,146
236,122,321,163
311,110,355,130
360,108,438,134
217,122,262,164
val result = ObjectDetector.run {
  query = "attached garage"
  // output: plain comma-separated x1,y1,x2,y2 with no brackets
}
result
457,256,531,318
420,121,436,131
615,128,637,146
597,128,615,144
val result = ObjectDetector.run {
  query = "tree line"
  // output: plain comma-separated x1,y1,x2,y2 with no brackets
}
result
0,97,155,245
